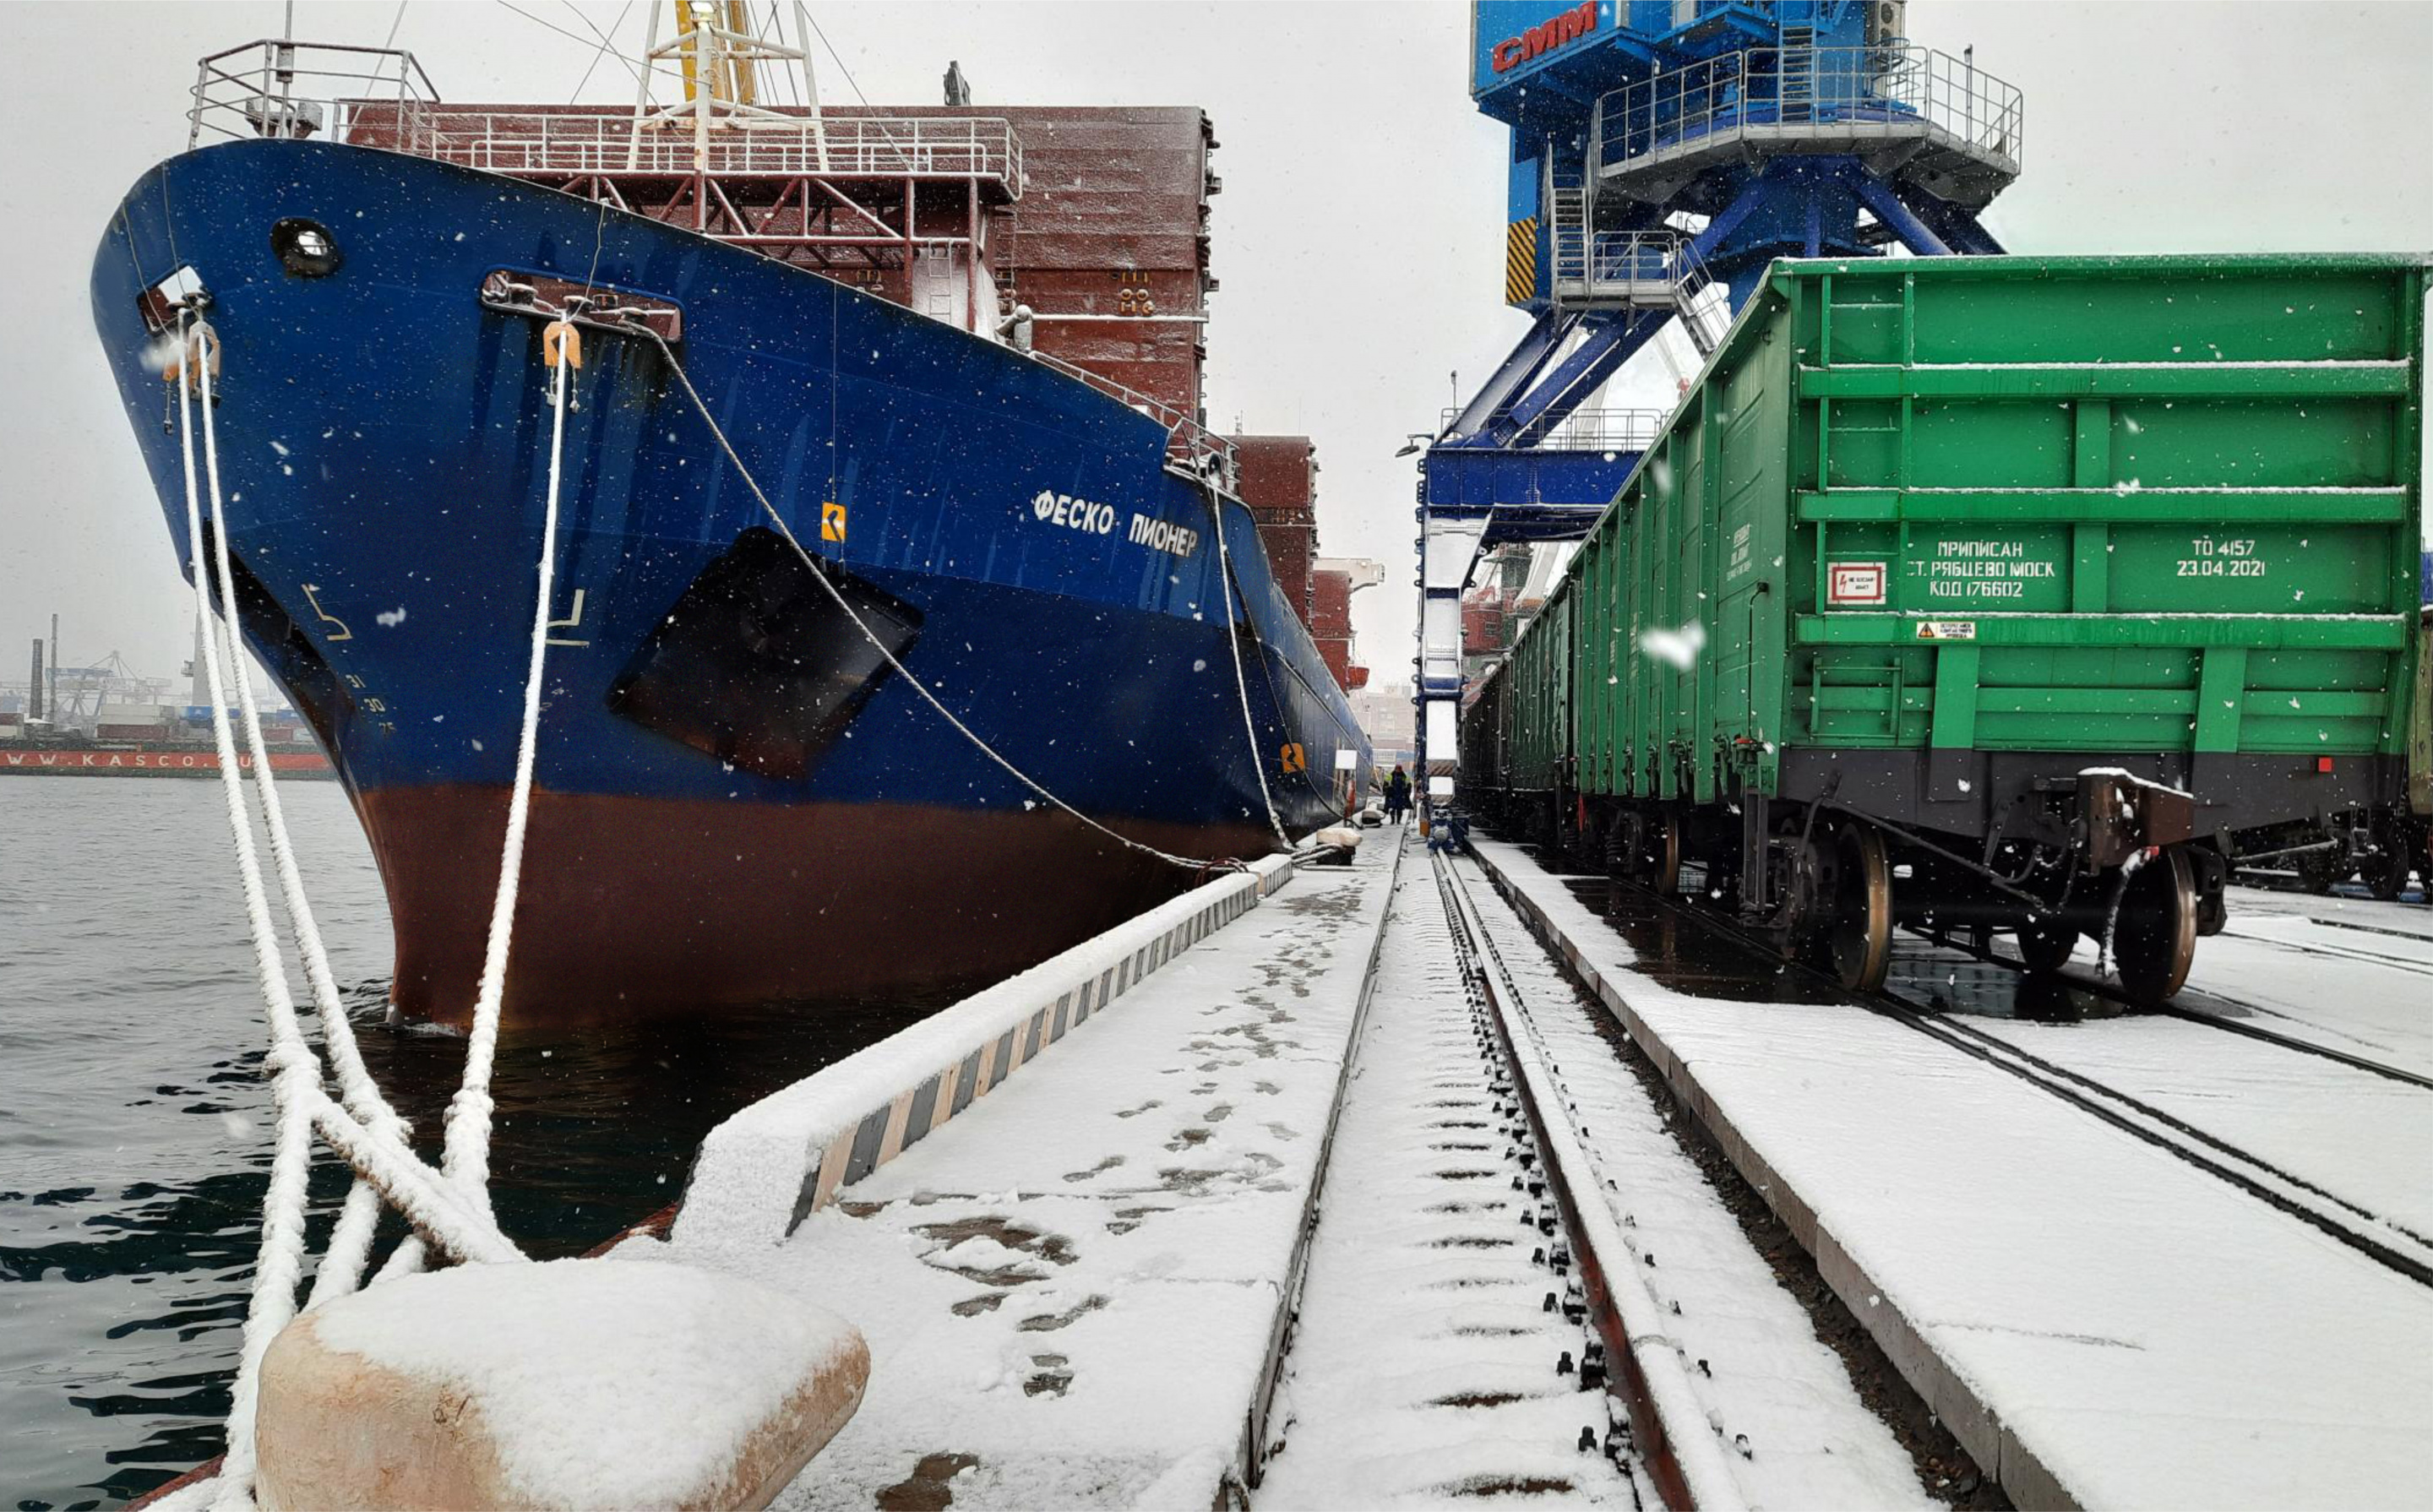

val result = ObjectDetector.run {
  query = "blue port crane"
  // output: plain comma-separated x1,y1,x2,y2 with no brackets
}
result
1416,0,2023,798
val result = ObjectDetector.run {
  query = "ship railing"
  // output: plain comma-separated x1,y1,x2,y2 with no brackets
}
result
1440,406,1670,452
416,110,1024,194
188,40,440,153
1031,349,1238,487
1594,43,2022,179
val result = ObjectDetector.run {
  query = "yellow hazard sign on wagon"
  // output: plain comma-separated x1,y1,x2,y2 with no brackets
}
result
820,502,847,542
1913,620,1978,641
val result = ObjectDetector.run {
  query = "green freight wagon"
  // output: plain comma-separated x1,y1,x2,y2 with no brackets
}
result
1482,253,2426,999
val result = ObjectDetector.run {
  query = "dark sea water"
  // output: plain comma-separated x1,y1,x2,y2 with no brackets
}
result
0,780,936,1509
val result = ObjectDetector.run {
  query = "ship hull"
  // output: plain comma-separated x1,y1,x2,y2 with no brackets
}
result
363,787,1265,1026
92,139,1365,1025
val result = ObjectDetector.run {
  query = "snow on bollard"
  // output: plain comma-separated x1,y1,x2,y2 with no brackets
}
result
253,1258,868,1511
1306,824,1363,866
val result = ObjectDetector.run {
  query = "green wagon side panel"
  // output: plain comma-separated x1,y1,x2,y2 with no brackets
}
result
1490,253,2425,804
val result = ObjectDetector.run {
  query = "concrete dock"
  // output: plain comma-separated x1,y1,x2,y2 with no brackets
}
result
621,828,2433,1509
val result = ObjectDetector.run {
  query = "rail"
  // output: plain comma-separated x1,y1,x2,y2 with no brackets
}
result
1441,406,1669,452
185,41,1021,197
422,110,1024,192
1434,852,1749,1511
1595,43,2022,177
1031,348,1238,484
188,39,439,152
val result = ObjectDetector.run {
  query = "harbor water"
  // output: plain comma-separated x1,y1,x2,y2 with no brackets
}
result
0,780,939,1509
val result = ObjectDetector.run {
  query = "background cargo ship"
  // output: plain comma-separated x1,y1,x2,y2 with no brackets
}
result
2,627,335,777
90,26,1372,1026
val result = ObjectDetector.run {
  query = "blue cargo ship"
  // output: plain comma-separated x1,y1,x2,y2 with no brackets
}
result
90,92,1366,1025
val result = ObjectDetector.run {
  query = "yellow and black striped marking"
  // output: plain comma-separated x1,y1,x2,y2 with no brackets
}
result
786,866,1298,1230
1505,216,1539,307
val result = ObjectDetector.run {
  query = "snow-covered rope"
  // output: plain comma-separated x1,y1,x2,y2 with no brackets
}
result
175,321,335,1508
438,318,579,1205
1192,470,1361,821
179,324,413,1313
631,322,1247,870
384,323,580,1292
176,320,525,1510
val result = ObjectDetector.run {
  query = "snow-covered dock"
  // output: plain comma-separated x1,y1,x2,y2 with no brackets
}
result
639,834,1944,1510
656,840,1401,1509
369,828,2426,1512
1471,838,2433,1511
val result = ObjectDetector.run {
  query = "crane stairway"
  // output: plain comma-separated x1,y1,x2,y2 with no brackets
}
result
1543,204,1731,357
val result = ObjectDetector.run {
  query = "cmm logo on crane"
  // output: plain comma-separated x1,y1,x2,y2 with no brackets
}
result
1489,0,1600,74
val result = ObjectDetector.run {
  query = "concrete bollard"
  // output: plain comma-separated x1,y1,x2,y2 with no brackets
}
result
255,1257,868,1511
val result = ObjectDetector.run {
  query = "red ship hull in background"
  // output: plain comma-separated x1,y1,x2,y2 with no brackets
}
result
1,744,335,778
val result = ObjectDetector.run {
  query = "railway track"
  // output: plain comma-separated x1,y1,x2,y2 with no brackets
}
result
1519,857,2433,1292
1894,923,2433,1091
1434,852,1749,1512
2214,927,2433,979
1261,850,1747,1509
2294,915,2433,945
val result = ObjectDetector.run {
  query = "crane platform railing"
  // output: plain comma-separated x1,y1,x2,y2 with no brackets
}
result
1440,406,1669,453
1594,42,2022,181
1542,219,1733,356
1551,226,1690,302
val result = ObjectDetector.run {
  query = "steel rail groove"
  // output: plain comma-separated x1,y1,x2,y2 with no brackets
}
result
1524,859,2433,1292
1897,918,2433,1090
1431,851,1749,1512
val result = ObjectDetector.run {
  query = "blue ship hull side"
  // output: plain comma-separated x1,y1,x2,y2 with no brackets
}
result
92,139,1368,1021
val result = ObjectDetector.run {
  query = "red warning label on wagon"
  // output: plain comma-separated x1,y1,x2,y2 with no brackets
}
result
1826,561,1887,606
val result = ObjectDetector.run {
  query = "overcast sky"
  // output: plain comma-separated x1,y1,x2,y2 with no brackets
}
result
2,1,2428,698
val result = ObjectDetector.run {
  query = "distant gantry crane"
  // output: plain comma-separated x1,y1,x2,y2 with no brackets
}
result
1417,0,2022,799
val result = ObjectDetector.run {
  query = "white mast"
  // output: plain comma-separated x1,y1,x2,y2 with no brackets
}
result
624,1,827,173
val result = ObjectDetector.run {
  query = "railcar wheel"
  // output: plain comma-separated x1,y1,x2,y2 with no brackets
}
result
1824,824,1893,992
1796,822,1891,992
2362,843,2409,903
2017,921,2078,974
2113,846,2197,1003
1651,809,1682,895
2295,847,2340,895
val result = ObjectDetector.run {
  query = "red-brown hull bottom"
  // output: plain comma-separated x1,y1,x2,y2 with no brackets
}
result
356,786,1275,1029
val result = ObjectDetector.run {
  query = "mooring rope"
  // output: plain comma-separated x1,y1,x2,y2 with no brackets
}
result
1191,469,1293,847
173,321,340,1507
174,316,525,1510
631,322,1272,870
171,322,416,1314
377,318,587,1285
439,318,579,1204
1191,467,1365,821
